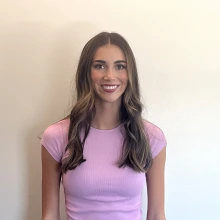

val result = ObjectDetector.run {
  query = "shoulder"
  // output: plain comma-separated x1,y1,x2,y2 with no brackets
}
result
143,120,167,159
42,118,69,140
143,120,166,141
41,118,70,162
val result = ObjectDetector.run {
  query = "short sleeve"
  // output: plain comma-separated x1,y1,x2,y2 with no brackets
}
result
144,121,167,159
41,122,65,163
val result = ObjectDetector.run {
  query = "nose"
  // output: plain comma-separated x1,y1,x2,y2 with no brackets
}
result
103,68,115,80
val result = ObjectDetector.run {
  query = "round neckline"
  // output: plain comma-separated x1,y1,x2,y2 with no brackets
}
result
90,123,123,132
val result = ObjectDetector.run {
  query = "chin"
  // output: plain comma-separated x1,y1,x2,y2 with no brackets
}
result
97,96,121,104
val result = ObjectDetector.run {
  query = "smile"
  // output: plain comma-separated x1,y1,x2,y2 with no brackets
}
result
101,85,119,92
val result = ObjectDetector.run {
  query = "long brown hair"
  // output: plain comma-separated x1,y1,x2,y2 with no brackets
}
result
61,32,153,174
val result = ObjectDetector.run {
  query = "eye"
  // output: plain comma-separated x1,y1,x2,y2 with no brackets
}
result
115,64,126,70
94,64,105,69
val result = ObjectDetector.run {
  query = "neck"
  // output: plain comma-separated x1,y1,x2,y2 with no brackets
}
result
91,98,121,130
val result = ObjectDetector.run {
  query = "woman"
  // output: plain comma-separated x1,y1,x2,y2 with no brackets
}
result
41,32,167,220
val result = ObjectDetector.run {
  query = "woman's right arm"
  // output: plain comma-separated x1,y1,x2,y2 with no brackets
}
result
41,145,61,220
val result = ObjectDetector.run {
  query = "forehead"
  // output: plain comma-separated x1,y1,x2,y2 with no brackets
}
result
93,44,126,61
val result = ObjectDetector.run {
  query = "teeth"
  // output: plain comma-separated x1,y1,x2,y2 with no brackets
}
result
103,86,117,90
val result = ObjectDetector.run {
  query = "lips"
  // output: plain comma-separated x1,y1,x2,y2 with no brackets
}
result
101,85,119,92
101,84,119,86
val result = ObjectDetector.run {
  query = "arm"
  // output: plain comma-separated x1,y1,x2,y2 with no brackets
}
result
146,147,166,220
41,145,61,220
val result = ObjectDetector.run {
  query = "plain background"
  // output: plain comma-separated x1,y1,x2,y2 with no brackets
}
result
0,1,219,220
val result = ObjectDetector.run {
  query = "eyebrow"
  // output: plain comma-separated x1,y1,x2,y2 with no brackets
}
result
93,60,126,64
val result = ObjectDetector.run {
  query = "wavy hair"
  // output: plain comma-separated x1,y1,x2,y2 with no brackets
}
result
61,32,153,174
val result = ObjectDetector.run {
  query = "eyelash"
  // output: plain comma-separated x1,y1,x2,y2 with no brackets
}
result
93,64,126,70
116,64,126,70
94,64,105,69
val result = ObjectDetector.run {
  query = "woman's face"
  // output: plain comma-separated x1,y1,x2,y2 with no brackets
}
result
91,44,128,104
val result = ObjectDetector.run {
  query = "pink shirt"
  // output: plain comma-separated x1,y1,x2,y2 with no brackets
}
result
41,119,166,220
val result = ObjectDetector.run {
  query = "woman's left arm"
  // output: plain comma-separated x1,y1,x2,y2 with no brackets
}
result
146,147,166,220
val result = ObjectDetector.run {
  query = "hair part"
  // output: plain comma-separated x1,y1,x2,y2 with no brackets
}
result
61,32,153,174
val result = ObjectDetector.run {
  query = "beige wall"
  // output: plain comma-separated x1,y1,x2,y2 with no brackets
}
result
0,1,219,219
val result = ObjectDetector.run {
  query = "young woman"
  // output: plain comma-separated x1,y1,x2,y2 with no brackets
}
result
41,32,167,220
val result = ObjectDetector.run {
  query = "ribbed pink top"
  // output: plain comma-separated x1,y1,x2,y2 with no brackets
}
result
41,119,166,220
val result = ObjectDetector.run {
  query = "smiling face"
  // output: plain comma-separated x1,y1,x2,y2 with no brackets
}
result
91,44,128,105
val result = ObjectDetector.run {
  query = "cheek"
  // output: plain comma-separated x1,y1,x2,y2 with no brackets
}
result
91,70,101,83
121,72,129,85
90,71,101,93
